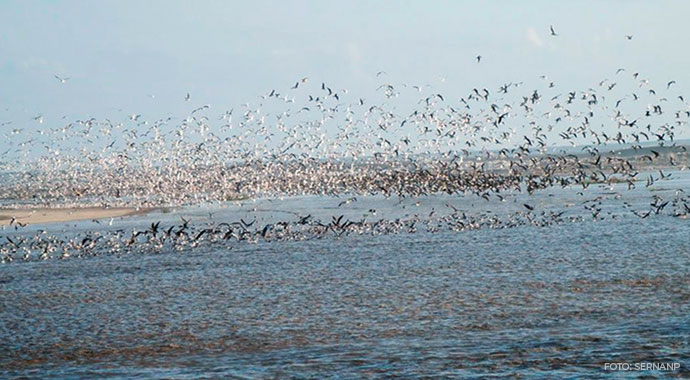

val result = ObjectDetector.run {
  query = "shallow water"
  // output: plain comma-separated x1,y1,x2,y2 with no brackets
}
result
1,177,690,378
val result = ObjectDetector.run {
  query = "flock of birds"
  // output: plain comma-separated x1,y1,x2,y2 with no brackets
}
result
1,49,690,262
3,187,690,263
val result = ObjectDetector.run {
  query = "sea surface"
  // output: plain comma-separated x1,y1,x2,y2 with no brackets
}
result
1,172,690,379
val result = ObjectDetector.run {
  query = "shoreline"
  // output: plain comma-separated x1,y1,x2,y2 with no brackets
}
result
0,207,157,226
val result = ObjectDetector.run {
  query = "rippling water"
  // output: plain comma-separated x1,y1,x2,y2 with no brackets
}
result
2,178,690,378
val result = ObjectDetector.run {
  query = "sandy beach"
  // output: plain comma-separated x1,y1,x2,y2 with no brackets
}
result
0,207,155,226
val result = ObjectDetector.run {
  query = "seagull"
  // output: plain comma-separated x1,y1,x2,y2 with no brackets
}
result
550,25,558,36
476,55,482,63
185,93,191,101
54,75,70,83
625,35,633,40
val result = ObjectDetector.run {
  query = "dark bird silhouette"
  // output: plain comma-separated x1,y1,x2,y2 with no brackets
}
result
550,25,558,36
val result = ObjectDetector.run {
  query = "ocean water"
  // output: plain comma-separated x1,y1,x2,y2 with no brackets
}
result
1,173,689,378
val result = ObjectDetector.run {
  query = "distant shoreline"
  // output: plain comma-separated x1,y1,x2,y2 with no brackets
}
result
0,207,156,226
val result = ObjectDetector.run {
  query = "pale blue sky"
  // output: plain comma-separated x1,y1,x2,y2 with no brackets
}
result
1,1,689,140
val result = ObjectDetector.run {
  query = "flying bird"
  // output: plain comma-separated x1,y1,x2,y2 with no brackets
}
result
550,25,558,36
54,75,70,83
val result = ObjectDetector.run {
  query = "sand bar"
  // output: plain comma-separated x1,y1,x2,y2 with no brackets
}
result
0,207,155,226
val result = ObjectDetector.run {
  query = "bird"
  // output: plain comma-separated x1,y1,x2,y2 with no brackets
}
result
550,25,558,36
54,75,70,83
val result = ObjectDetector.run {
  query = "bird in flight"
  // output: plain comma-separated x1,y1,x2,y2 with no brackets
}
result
476,55,482,63
625,35,633,40
185,93,191,101
550,25,558,36
54,75,70,83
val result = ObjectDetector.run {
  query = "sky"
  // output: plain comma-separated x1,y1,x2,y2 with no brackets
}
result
1,0,689,147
